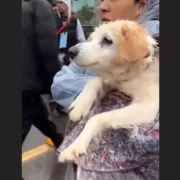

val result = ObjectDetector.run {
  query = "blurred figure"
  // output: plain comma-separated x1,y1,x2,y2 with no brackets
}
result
22,0,63,151
55,0,85,65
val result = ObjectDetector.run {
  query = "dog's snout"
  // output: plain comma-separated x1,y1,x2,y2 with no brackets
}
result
68,46,79,59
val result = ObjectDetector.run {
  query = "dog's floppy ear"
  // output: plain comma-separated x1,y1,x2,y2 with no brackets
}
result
119,23,150,62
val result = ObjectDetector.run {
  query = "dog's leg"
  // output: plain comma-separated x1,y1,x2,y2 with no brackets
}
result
69,77,105,122
59,100,158,162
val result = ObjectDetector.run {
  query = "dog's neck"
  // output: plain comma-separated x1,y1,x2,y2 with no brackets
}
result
100,55,157,86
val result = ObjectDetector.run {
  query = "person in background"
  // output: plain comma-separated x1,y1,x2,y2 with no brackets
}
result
51,0,159,113
55,0,85,65
22,0,63,154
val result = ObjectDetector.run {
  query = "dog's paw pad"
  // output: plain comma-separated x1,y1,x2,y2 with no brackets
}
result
58,149,75,162
69,109,82,122
58,145,86,162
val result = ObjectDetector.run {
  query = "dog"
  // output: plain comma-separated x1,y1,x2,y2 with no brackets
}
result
58,20,159,162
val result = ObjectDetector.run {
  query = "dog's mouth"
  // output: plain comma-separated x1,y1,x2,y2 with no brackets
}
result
76,61,99,68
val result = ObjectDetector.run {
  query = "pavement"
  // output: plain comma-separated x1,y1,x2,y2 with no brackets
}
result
22,109,68,180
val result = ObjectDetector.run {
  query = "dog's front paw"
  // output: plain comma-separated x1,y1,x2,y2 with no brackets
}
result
69,105,90,122
58,143,87,162
68,97,93,122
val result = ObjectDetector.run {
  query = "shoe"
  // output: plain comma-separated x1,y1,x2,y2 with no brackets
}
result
47,133,64,149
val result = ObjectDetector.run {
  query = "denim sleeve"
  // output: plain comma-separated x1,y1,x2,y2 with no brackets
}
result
51,62,98,112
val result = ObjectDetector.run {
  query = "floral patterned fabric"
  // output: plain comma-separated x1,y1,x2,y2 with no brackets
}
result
58,91,159,180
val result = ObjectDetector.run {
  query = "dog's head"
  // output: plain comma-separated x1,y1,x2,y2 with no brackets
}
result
69,20,157,71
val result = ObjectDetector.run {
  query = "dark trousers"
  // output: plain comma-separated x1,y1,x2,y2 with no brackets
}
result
22,92,59,145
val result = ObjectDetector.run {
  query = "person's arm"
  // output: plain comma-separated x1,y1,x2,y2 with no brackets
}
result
34,0,60,88
51,63,98,112
76,19,86,43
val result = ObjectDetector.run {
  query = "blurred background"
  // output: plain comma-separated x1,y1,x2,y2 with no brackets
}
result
49,0,101,38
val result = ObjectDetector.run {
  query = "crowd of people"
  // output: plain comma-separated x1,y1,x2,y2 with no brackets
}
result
22,0,159,180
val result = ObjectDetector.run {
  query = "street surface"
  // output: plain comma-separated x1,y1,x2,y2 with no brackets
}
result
22,112,68,180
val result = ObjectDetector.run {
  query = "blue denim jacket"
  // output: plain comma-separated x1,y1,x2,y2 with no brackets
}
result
51,62,98,112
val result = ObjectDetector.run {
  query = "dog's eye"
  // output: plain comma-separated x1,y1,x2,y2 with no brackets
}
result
102,37,113,45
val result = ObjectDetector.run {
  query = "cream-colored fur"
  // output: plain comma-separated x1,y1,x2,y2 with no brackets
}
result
58,20,159,162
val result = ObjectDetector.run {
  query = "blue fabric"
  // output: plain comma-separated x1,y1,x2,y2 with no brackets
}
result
51,62,98,112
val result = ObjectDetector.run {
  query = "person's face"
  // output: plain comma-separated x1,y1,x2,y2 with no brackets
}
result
98,0,147,22
56,0,68,14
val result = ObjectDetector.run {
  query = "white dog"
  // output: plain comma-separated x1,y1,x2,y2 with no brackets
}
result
59,20,159,162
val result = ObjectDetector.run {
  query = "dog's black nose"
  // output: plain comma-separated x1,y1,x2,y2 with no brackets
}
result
68,46,79,59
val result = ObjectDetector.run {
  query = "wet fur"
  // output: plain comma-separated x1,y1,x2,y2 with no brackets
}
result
59,20,159,162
